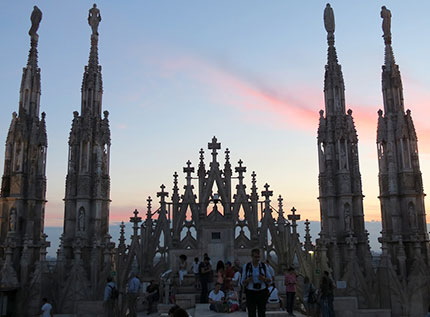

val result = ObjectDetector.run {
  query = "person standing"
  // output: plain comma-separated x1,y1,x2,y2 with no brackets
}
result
146,279,160,315
284,267,297,316
103,277,117,317
127,273,141,317
178,254,188,285
319,271,335,317
303,276,316,317
265,260,275,282
40,298,53,317
224,261,235,291
216,260,225,289
199,256,213,303
241,248,272,317
192,257,200,288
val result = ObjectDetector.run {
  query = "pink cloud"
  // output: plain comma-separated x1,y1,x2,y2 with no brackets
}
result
153,52,430,154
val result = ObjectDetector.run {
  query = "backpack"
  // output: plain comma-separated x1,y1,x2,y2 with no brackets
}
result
245,262,267,279
109,284,119,300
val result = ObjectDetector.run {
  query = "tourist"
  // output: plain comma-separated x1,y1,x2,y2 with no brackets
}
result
40,297,53,317
232,266,241,292
192,257,200,288
103,276,117,317
168,304,180,317
225,284,240,312
265,259,276,282
303,276,317,317
145,279,160,315
208,282,226,312
199,256,212,303
173,307,190,317
178,254,188,285
319,271,335,317
284,267,297,316
267,283,281,304
169,281,178,304
224,261,235,290
216,260,225,289
241,248,272,317
127,273,141,317
234,258,242,274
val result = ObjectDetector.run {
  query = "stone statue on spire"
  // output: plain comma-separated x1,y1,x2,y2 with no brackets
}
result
29,6,42,39
381,6,391,44
88,4,101,36
324,3,335,38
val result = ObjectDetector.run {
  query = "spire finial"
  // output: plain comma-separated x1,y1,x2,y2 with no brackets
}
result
324,3,335,42
381,6,392,45
87,4,101,71
27,6,42,68
88,4,101,37
29,6,42,39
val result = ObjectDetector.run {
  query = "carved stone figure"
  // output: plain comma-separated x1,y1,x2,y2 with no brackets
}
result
78,208,85,232
9,209,16,232
381,6,391,43
324,3,335,35
29,6,42,38
88,4,101,36
344,204,352,233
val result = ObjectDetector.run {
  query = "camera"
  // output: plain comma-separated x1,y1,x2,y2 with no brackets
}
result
254,283,261,289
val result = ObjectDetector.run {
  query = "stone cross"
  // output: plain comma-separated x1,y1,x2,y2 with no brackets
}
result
288,207,300,235
183,160,194,186
157,184,169,202
130,209,142,237
261,183,273,200
235,159,246,184
345,232,357,250
157,184,169,216
208,136,221,162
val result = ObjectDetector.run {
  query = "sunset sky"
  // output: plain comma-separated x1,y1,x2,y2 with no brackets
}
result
1,1,430,251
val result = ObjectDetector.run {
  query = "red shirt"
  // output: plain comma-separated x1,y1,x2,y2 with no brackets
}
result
284,272,296,292
224,266,235,290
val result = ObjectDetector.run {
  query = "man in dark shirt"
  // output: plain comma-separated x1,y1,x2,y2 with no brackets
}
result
146,280,160,315
199,256,213,303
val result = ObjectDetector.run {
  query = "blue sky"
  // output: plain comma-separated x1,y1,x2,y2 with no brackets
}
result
1,1,430,256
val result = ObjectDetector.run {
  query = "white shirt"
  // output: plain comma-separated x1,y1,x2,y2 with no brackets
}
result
208,290,225,302
192,262,200,274
232,271,241,283
41,303,52,317
267,286,280,302
266,263,275,278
